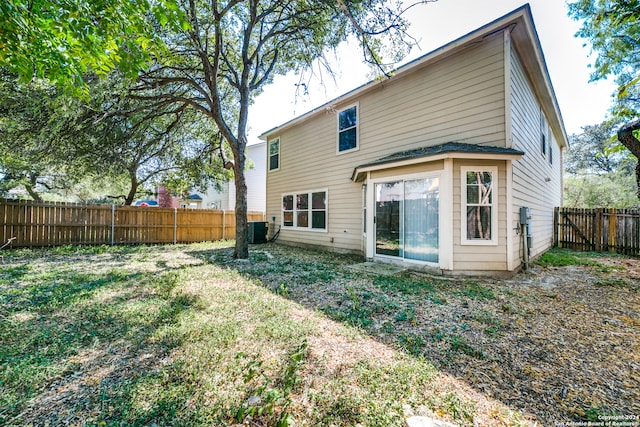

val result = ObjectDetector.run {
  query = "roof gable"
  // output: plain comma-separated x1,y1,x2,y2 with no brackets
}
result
259,4,567,148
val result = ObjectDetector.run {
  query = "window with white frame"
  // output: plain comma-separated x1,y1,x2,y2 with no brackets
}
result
282,190,327,230
548,126,553,165
283,195,294,227
337,104,358,153
268,137,280,171
461,167,497,245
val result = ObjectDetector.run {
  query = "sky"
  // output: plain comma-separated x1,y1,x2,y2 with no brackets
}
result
245,0,617,144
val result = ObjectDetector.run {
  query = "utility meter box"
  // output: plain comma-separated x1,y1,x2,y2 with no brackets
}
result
519,207,531,225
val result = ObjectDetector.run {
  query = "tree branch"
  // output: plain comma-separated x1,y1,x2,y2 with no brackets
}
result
617,118,640,199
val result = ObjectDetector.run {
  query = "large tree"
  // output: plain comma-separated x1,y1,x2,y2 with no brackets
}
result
0,72,85,200
130,0,422,258
0,72,226,204
564,120,638,207
79,75,230,205
1,0,425,258
565,120,635,176
568,0,640,197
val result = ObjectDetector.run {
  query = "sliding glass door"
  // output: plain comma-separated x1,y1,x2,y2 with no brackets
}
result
375,181,402,257
375,177,439,263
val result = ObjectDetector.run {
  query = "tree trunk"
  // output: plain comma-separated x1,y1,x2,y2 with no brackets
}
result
124,174,139,206
25,174,43,202
233,138,249,259
24,184,43,203
617,119,640,199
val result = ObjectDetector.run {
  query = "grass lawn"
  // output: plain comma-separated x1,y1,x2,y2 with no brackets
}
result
1,242,638,426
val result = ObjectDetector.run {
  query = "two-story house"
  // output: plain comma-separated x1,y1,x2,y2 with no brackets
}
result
260,4,567,275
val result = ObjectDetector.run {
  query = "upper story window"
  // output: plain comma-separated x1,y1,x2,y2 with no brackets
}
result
548,125,553,165
268,137,280,171
540,110,554,165
540,110,547,156
338,104,358,153
461,167,498,245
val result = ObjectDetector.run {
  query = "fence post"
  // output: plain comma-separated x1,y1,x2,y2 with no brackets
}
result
222,210,225,240
174,208,177,244
608,209,617,253
558,207,563,248
553,207,559,248
595,208,602,252
110,204,115,246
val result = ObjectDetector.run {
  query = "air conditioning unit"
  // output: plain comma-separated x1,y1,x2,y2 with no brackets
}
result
248,221,268,244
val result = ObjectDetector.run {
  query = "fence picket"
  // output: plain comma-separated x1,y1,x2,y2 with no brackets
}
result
0,199,265,248
555,207,638,256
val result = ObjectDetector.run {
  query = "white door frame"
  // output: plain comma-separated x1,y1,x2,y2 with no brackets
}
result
365,164,453,271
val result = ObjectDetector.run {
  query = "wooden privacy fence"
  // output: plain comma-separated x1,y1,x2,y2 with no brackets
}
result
0,199,265,248
554,207,640,256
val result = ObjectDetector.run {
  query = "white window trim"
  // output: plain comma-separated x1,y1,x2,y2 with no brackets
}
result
540,110,548,157
460,166,498,246
548,127,553,165
268,137,280,172
336,103,359,155
369,170,442,267
281,189,328,232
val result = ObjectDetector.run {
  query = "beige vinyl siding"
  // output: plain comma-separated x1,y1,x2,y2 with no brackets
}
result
509,46,563,264
452,159,509,271
266,113,363,251
266,33,507,253
358,33,506,160
369,161,445,180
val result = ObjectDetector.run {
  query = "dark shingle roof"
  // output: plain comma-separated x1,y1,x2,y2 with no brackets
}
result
358,142,524,169
351,142,524,181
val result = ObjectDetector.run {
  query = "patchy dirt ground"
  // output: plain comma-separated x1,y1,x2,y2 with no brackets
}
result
233,247,640,426
2,244,638,426
453,261,640,424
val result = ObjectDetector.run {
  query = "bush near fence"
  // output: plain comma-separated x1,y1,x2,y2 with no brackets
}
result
0,199,265,248
554,207,640,256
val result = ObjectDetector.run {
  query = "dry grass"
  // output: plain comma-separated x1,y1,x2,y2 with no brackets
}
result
1,243,638,426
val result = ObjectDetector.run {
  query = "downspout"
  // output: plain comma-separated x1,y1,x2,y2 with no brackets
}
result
522,222,529,270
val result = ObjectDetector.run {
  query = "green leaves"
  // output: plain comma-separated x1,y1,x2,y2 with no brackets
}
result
564,119,638,208
0,74,82,200
0,0,191,92
0,70,228,203
568,0,640,119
